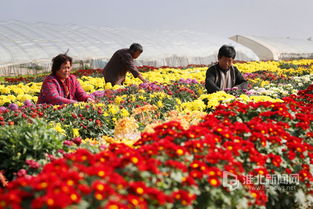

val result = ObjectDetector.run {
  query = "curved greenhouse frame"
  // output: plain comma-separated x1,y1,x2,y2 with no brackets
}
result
230,35,313,60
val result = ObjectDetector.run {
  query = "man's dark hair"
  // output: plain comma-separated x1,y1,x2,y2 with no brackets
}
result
51,53,72,75
129,43,143,53
218,45,236,59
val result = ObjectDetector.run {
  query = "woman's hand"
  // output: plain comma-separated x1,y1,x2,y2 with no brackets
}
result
87,97,95,103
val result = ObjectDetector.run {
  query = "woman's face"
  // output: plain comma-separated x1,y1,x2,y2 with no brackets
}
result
56,61,72,80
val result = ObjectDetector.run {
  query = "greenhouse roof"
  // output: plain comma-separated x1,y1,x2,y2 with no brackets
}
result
230,35,313,60
0,20,259,67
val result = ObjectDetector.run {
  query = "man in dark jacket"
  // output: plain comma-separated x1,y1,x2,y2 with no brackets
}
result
205,45,247,94
103,43,148,85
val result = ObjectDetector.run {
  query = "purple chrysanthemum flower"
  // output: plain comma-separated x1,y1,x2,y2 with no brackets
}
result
8,103,18,111
24,100,33,107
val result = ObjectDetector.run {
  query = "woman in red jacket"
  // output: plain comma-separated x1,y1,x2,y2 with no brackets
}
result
37,53,94,105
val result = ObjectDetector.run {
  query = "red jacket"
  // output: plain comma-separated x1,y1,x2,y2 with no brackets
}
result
37,74,90,105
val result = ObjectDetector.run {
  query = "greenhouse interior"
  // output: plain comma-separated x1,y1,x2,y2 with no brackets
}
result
1,20,313,76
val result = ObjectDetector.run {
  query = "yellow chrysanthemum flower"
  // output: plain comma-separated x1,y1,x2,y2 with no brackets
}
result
54,123,66,135
157,100,164,108
120,108,130,117
72,128,80,137
114,96,124,104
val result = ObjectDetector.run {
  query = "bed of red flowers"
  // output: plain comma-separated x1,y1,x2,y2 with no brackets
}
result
0,85,312,209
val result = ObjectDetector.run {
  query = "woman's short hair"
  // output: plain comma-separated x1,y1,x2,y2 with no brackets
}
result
129,43,143,53
51,54,73,75
218,45,236,59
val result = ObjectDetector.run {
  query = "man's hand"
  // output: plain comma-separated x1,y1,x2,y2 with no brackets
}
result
138,74,148,83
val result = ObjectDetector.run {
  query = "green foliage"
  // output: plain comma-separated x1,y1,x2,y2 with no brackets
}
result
279,63,299,70
0,119,66,180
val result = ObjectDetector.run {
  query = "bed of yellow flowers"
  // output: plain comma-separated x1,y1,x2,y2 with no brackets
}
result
1,59,312,106
0,59,313,146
